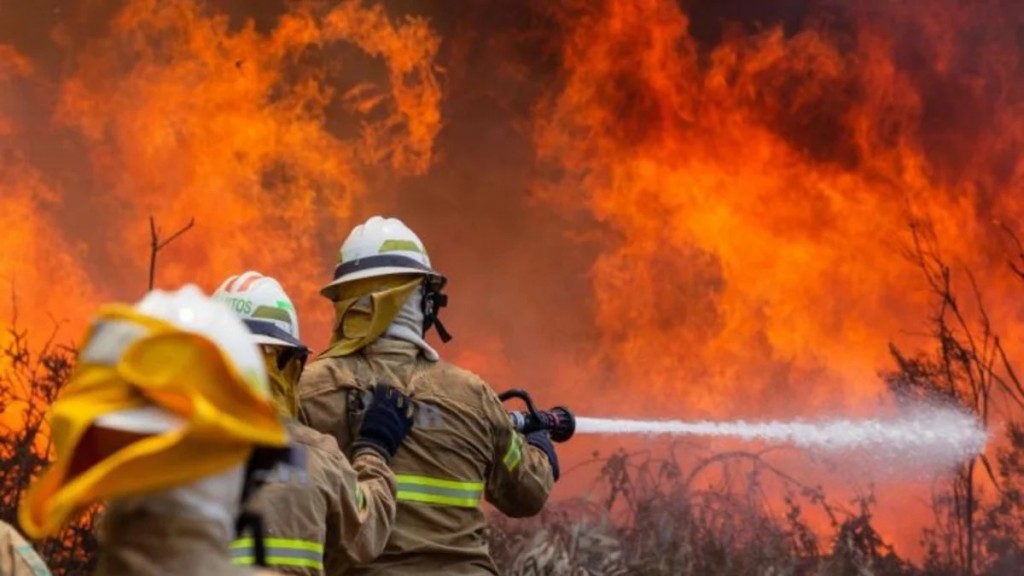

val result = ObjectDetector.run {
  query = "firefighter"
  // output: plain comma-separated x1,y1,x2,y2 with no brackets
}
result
17,285,389,576
0,520,50,576
213,272,411,575
298,216,561,575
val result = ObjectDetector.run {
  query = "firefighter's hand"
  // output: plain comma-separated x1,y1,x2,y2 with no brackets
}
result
352,383,414,462
526,431,560,482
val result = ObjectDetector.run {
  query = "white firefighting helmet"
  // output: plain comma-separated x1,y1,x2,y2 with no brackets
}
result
320,216,445,298
213,271,305,350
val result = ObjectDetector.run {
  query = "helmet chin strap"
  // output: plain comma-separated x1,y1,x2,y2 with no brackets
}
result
422,277,452,343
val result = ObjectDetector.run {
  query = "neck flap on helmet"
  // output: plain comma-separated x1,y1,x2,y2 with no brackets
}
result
329,250,452,344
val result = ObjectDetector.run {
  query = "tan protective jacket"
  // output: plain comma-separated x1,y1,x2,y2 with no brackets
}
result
96,507,283,576
0,521,50,576
230,420,397,576
298,339,554,575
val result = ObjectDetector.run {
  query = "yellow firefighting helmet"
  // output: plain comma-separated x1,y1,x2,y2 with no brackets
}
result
19,284,288,538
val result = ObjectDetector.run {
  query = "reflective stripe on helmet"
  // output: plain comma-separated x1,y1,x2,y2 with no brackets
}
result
379,239,423,254
251,304,293,327
395,474,484,508
225,271,264,293
236,273,263,292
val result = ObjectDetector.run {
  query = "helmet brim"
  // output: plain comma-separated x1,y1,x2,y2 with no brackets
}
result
319,266,434,300
251,333,301,349
242,319,307,350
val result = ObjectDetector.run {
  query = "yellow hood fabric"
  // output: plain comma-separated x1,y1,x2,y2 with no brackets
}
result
263,346,303,418
320,275,422,359
19,304,288,538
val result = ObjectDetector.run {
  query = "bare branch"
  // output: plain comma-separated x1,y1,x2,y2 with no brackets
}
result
993,338,1024,409
977,454,1000,493
995,220,1024,281
889,216,1024,574
148,216,195,290
157,217,196,250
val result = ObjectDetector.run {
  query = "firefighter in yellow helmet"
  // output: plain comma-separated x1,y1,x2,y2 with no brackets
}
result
19,285,306,576
298,216,560,575
213,272,410,575
0,520,50,576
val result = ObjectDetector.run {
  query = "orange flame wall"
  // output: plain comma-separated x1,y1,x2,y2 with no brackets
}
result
2,0,1023,558
526,0,1024,418
2,0,441,347
1,45,97,350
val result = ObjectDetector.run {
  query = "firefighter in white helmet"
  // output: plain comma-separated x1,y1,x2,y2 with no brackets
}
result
298,216,560,575
213,272,409,576
19,285,293,576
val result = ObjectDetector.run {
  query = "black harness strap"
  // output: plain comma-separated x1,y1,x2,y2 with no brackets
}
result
235,445,299,567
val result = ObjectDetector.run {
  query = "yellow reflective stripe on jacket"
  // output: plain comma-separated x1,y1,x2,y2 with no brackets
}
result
356,485,366,512
502,431,523,471
396,474,484,508
229,537,325,569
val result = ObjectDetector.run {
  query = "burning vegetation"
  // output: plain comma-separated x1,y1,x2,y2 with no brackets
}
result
2,0,1024,574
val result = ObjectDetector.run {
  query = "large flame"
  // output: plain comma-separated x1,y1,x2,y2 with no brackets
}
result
530,0,1024,418
519,0,1024,551
2,0,441,347
1,45,97,345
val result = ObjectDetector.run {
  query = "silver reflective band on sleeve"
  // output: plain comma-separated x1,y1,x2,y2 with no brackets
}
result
229,537,325,570
396,474,484,508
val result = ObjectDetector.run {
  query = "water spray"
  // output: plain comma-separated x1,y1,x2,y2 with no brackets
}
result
501,390,989,471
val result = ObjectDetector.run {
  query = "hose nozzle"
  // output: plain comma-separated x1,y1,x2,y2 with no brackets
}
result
499,389,576,443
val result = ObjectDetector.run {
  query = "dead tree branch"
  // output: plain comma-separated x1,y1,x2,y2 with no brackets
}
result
147,216,195,290
995,221,1024,282
889,218,1024,576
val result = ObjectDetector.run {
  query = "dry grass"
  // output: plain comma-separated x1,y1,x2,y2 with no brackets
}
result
0,321,97,576
488,443,1022,576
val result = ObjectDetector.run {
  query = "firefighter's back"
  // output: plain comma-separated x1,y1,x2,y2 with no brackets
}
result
233,419,398,576
231,421,338,575
300,339,541,576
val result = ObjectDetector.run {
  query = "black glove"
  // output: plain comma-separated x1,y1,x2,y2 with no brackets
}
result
352,383,414,461
526,430,560,482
